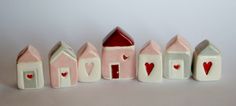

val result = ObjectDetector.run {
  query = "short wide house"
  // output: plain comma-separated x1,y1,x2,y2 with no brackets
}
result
102,27,136,80
17,45,44,89
164,35,192,80
138,40,163,82
49,41,78,88
193,40,221,81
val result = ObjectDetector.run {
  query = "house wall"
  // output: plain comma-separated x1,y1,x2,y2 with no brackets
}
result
102,46,136,79
50,53,77,88
17,61,44,89
78,57,101,82
138,54,162,82
164,53,192,79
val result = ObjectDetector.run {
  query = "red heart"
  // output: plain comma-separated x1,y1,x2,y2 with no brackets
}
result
203,61,212,75
173,64,180,70
123,55,128,60
145,63,155,76
61,72,68,77
27,74,33,79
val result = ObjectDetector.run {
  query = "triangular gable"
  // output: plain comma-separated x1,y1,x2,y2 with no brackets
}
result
166,35,192,52
17,45,41,63
77,42,99,59
50,41,76,62
195,40,221,55
103,27,134,47
140,40,161,55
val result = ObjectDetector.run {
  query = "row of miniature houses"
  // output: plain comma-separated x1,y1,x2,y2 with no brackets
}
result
16,27,221,89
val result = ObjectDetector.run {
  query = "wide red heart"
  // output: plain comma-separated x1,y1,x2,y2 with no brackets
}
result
61,72,68,77
173,64,180,70
203,61,212,75
145,63,154,76
27,74,33,79
123,55,128,60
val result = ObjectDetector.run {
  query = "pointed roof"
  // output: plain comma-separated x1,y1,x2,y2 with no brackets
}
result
195,40,221,55
50,41,76,62
103,27,134,47
166,35,192,52
17,45,41,63
140,40,161,55
77,42,99,59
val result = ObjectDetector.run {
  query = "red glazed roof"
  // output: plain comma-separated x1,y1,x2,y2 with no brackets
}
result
103,27,134,47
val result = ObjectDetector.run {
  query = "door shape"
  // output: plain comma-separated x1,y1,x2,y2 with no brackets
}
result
111,64,119,79
58,67,71,87
23,71,36,88
169,60,184,79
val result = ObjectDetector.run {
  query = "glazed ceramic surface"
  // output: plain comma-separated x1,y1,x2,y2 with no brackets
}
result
193,40,221,81
17,45,44,89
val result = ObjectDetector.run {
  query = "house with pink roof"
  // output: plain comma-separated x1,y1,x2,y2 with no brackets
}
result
138,40,163,82
77,42,101,82
49,41,78,88
17,45,44,89
164,35,192,79
102,27,136,80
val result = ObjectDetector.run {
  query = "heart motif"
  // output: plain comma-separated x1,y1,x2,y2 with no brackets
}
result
203,61,212,75
173,64,180,70
61,72,68,77
145,63,155,76
27,74,33,79
85,62,94,75
123,55,128,60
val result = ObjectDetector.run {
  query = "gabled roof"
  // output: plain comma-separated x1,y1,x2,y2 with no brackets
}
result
140,40,161,55
166,35,192,52
103,27,134,47
17,45,41,63
195,40,221,55
77,42,99,59
50,41,76,62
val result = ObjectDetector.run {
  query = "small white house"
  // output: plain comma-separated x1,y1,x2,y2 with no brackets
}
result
17,45,44,89
138,40,162,82
193,40,221,81
77,42,101,82
164,35,192,80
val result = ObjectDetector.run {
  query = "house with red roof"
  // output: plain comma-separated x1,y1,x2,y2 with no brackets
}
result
102,27,136,80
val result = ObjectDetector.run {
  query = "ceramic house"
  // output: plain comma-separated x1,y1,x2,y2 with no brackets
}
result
138,40,163,82
77,42,101,82
193,40,221,81
102,27,136,80
164,35,192,80
49,41,78,88
17,45,44,89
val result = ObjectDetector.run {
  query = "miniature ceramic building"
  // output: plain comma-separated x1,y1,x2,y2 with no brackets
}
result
193,40,221,81
138,40,163,82
49,41,78,88
164,35,192,79
102,27,136,80
17,45,44,89
77,42,101,82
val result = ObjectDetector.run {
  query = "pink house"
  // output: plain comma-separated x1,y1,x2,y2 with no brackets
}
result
102,27,136,80
49,41,78,88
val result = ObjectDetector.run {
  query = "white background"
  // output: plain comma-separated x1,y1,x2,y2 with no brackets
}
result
0,0,235,106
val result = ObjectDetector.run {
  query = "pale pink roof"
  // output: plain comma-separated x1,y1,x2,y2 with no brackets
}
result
77,42,99,59
17,45,41,63
140,40,161,55
166,35,192,52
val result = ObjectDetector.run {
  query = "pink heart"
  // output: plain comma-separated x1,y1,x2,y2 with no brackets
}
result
85,62,94,75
